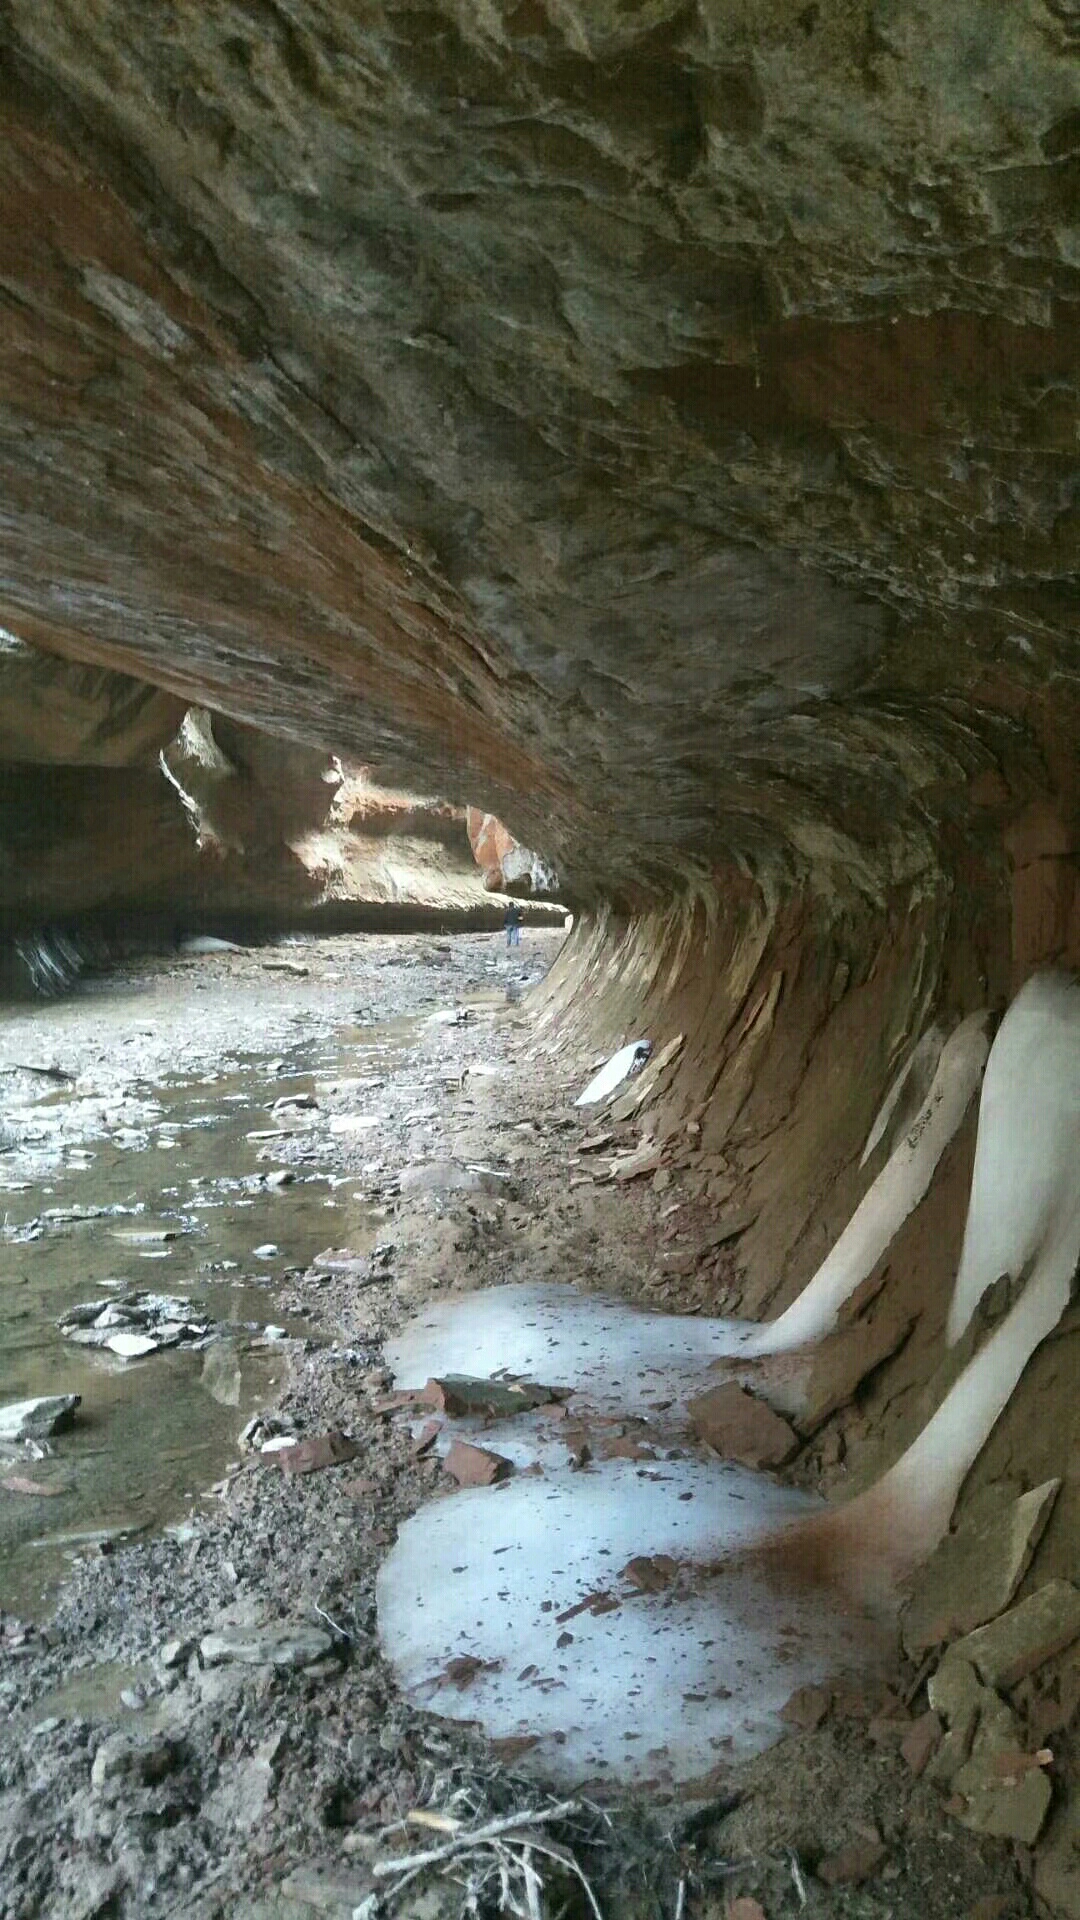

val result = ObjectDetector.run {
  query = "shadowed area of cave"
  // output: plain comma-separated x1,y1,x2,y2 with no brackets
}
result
0,3,1079,1915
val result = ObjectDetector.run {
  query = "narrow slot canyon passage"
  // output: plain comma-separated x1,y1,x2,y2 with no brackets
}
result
0,5,1079,1917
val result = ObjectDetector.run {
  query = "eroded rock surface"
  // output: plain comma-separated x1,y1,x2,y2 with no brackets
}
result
0,1,1075,908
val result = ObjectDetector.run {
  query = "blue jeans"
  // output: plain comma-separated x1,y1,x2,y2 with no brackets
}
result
506,924,520,948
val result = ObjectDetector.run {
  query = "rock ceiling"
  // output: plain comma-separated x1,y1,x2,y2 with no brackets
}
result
1,1,1078,899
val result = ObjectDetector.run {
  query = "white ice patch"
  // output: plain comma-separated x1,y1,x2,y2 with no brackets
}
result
743,1010,990,1356
385,1281,753,1425
947,973,1080,1345
377,1457,887,1787
381,1285,889,1783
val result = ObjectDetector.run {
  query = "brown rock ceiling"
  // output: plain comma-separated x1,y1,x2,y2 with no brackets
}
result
0,0,1076,906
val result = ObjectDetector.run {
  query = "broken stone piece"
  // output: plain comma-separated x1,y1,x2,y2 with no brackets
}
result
929,1650,1053,1842
621,1554,680,1594
780,1684,831,1732
106,1331,158,1358
926,1653,1006,1786
311,1246,370,1278
198,1624,333,1669
280,1862,376,1910
0,1394,80,1440
901,1481,1061,1655
443,1440,514,1487
273,1431,359,1475
438,1653,501,1688
796,1297,914,1435
158,1637,193,1670
817,1839,888,1885
900,1710,942,1777
951,1744,1052,1845
950,1580,1080,1689
687,1382,798,1469
91,1730,181,1793
610,1143,664,1181
421,1375,566,1418
700,1207,759,1249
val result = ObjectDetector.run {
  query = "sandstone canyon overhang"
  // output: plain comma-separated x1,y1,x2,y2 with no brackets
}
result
0,0,1077,913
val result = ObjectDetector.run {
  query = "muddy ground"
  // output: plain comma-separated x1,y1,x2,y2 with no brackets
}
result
0,932,1036,1919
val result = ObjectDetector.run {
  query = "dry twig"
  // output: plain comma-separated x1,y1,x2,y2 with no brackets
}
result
373,1799,582,1876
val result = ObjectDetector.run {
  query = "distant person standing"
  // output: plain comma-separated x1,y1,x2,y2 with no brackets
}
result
505,900,522,949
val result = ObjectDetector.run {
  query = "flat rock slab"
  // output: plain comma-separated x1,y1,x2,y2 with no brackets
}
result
398,1160,510,1196
928,1650,1054,1842
901,1480,1060,1655
1,1474,65,1496
780,1684,831,1731
797,1298,915,1435
0,1394,80,1440
687,1382,797,1469
443,1440,513,1486
422,1375,565,1418
274,1432,359,1475
900,1710,942,1777
610,1143,664,1181
952,1743,1052,1845
199,1624,333,1669
279,1861,375,1912
950,1579,1080,1689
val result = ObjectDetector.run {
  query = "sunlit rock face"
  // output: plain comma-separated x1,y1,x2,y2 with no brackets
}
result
466,808,560,898
0,0,1077,905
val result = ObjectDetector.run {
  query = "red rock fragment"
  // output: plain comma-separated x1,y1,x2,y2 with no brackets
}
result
443,1440,514,1487
990,1746,1053,1783
424,1376,568,1417
438,1654,500,1689
598,1435,656,1461
622,1554,681,1594
901,1710,943,1777
489,1735,540,1761
1,1476,63,1496
780,1684,831,1732
688,1382,798,1469
726,1901,767,1920
555,1590,620,1624
274,1431,359,1474
817,1839,888,1886
867,1713,912,1748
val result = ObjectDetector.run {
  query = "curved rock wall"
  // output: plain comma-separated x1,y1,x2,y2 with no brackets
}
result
0,7,1076,1571
0,2,1075,910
